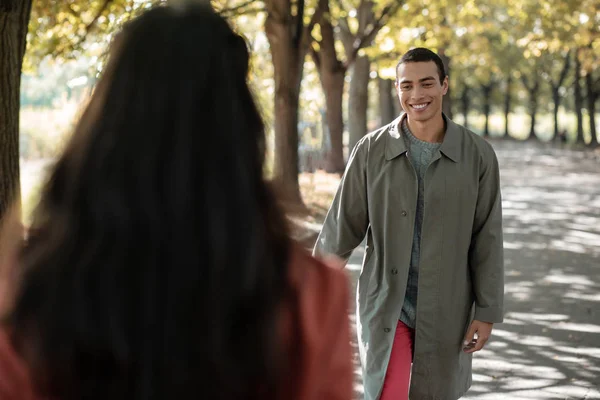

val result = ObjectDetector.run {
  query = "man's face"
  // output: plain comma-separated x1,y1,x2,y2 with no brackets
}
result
395,61,448,123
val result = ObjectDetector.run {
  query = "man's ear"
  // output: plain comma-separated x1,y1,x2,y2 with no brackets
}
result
442,76,449,95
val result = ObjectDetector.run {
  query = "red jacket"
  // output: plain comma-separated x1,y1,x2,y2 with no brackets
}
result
0,246,353,400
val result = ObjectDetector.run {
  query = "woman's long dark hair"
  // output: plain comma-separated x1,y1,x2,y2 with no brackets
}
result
8,5,291,399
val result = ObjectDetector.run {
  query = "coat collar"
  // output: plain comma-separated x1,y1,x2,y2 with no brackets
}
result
385,113,461,162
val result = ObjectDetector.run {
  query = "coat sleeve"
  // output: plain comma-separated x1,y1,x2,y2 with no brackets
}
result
313,139,369,262
469,145,505,323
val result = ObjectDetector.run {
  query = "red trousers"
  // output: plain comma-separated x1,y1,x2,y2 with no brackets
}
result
380,320,414,400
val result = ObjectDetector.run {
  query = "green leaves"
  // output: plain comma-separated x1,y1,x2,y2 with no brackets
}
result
26,0,162,69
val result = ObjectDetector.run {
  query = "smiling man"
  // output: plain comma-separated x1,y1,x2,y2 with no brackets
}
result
314,47,505,400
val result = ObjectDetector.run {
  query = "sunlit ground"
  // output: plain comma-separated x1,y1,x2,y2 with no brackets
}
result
340,140,600,399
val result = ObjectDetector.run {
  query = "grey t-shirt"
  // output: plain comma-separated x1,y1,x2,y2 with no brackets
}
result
399,119,442,329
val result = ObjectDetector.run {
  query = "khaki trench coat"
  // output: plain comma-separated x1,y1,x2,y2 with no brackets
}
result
314,114,505,400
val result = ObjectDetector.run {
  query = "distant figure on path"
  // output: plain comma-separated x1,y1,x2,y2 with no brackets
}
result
557,128,568,143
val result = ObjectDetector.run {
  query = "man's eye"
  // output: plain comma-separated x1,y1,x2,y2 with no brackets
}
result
401,86,411,90
423,83,433,88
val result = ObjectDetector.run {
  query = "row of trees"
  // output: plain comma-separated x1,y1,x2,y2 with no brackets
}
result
0,0,599,218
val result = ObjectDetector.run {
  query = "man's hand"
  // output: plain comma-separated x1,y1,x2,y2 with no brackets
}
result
321,255,347,269
462,320,493,353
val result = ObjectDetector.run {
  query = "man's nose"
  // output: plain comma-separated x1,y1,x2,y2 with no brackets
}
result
411,85,425,100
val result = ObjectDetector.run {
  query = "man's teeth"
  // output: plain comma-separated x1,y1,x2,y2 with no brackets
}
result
413,104,427,109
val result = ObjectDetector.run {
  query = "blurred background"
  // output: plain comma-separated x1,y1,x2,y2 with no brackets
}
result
6,0,598,223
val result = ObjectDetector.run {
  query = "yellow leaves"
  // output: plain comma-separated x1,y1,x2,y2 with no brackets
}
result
578,44,600,73
577,26,594,45
535,41,549,51
546,38,565,53
378,66,396,79
379,37,395,52
399,27,418,42
26,0,161,67
312,23,322,41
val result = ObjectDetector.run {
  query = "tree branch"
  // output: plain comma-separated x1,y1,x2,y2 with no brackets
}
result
66,4,80,18
521,74,531,92
338,17,354,58
356,0,370,33
557,50,571,87
299,0,327,55
264,0,290,26
82,0,112,38
62,0,114,53
310,42,322,71
221,6,266,18
293,0,305,48
332,0,348,15
592,75,600,94
306,0,327,38
479,80,495,90
345,0,403,67
218,0,255,15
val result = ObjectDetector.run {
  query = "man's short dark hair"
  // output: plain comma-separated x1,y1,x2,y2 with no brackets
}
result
396,47,447,84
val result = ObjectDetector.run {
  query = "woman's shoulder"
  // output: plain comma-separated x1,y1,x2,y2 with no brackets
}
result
288,244,349,306
286,243,350,336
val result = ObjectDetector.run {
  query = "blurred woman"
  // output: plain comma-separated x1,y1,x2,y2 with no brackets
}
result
0,5,353,400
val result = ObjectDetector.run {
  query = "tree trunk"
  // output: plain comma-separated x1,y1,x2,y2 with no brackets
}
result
321,69,345,172
0,0,33,222
521,73,540,141
378,78,395,127
348,55,370,152
529,104,537,140
503,75,512,138
552,88,560,140
547,54,570,142
526,77,540,140
585,72,598,147
313,6,345,173
482,84,492,137
439,49,453,119
461,85,470,129
265,2,309,206
392,83,401,116
528,96,538,140
574,50,585,144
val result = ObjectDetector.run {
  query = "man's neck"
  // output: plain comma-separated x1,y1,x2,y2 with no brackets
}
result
406,115,446,143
